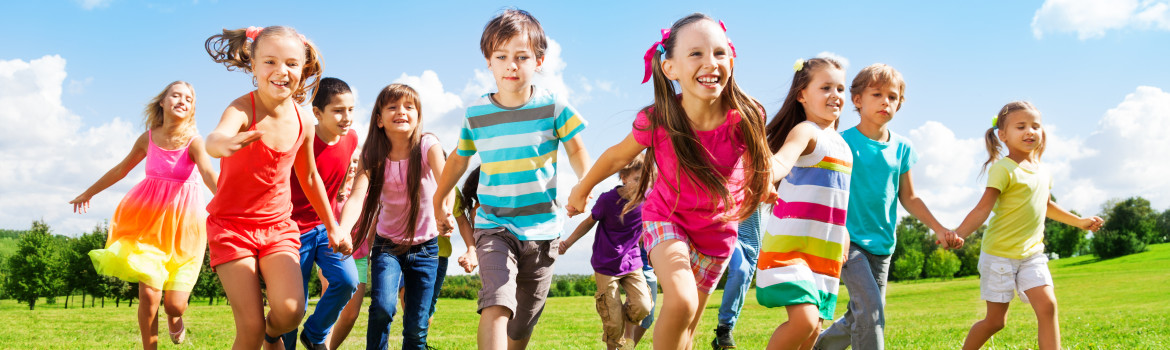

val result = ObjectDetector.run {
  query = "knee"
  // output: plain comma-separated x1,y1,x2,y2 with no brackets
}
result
792,314,821,336
329,274,359,297
628,298,652,322
368,300,394,321
266,303,306,333
663,293,699,318
163,300,187,318
983,318,1006,332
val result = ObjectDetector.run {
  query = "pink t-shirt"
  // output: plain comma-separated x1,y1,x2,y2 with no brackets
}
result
375,134,441,245
632,108,746,258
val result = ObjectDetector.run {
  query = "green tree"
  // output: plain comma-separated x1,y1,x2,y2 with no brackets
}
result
1156,209,1170,243
953,227,983,277
70,225,108,308
1093,197,1157,259
192,248,225,305
891,249,924,281
3,220,61,310
923,248,961,279
1045,210,1088,259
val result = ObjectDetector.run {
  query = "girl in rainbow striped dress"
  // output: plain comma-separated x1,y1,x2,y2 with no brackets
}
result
758,57,852,350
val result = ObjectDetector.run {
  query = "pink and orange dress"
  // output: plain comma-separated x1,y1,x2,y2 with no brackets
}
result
89,130,207,292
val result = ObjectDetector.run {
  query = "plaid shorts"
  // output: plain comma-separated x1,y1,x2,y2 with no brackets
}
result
642,221,730,294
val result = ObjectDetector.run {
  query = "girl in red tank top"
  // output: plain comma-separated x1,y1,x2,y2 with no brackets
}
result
204,25,352,350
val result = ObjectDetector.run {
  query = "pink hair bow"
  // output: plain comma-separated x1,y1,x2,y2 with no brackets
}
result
641,28,671,84
245,26,263,40
719,20,737,58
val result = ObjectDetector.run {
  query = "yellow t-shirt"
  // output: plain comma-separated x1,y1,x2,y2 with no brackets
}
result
438,189,463,258
983,158,1052,259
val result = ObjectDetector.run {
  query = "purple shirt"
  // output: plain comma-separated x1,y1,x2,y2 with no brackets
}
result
591,186,644,276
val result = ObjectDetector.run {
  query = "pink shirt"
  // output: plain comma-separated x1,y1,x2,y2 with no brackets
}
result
375,134,440,245
632,109,746,258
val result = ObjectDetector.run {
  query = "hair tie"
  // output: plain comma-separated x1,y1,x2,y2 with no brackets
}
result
718,20,737,58
245,26,262,41
642,29,671,84
991,115,999,129
793,58,805,72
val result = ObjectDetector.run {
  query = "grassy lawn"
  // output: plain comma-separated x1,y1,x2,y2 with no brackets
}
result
2,243,1167,349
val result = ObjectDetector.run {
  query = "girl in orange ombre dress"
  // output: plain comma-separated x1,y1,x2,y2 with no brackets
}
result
71,81,218,349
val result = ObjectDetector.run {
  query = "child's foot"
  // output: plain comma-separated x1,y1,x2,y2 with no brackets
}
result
712,325,736,349
168,318,186,345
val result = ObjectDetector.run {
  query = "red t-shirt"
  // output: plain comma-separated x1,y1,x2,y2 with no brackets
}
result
289,130,359,233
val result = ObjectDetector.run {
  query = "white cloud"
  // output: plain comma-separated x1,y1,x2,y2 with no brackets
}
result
1065,86,1170,212
1032,0,1170,39
0,55,140,235
76,0,113,10
816,51,850,70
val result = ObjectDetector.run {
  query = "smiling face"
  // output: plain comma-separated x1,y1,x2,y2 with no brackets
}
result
998,109,1044,157
662,20,733,103
160,83,195,120
798,67,847,126
853,83,902,126
376,96,419,138
313,92,355,138
486,33,543,100
251,35,305,101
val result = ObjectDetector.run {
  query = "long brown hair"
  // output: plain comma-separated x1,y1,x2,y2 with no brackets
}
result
765,57,844,152
143,81,198,143
351,84,428,254
205,25,323,105
982,101,1046,175
627,13,771,221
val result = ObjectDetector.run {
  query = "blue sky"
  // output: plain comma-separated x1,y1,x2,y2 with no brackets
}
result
3,1,1169,274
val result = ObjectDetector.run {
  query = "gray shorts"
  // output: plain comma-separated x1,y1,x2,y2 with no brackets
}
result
474,227,559,340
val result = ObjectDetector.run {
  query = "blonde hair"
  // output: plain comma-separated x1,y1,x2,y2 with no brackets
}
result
143,81,197,142
631,13,771,221
982,101,1047,174
850,63,905,112
205,25,323,104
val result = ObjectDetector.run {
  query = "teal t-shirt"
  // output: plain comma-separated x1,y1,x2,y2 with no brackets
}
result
841,127,917,255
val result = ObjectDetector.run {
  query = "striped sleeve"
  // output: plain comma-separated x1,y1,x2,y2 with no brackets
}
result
554,100,586,142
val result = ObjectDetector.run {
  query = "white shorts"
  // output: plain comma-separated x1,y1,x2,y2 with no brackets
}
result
978,251,1053,304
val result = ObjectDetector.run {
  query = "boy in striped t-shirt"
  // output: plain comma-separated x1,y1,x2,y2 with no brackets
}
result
432,9,591,349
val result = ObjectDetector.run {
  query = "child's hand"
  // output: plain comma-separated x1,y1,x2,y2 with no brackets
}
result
223,130,264,156
328,230,353,256
558,240,571,255
946,230,964,249
763,186,780,204
458,249,478,273
566,184,589,217
69,193,93,213
433,195,454,234
1081,216,1105,231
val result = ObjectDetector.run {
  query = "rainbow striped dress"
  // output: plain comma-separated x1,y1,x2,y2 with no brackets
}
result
756,122,852,320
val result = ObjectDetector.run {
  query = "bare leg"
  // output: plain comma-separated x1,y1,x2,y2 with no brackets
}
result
479,305,511,349
798,320,822,350
138,285,163,350
162,290,191,343
1024,286,1060,350
649,240,700,350
766,304,820,350
507,336,530,350
625,323,649,346
327,282,366,349
216,257,270,350
962,301,1010,350
258,252,307,350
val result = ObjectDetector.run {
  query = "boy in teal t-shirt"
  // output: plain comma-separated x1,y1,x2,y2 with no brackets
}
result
815,64,960,350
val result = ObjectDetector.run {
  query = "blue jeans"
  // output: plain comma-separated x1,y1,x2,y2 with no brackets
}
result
638,267,657,329
368,236,439,350
282,224,359,348
815,244,892,350
716,240,759,328
428,257,449,319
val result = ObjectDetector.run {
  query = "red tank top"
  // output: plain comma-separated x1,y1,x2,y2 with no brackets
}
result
207,92,305,226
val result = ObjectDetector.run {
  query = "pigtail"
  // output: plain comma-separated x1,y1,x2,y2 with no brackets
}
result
981,126,1002,176
205,28,254,73
295,37,323,105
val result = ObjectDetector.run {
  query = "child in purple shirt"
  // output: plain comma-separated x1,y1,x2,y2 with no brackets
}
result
560,154,652,350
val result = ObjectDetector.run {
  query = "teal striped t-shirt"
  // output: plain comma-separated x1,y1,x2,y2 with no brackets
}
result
456,87,586,241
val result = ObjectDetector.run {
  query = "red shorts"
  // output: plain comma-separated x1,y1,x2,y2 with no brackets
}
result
207,216,301,267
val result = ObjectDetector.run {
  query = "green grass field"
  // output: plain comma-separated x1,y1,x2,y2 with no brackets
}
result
3,244,1168,349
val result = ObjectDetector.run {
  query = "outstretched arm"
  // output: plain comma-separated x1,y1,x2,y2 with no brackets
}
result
427,141,455,235
434,152,470,234
563,135,592,182
294,124,350,255
1047,199,1103,231
70,132,149,213
205,98,263,158
566,133,646,217
560,216,598,255
899,170,960,248
954,188,1001,239
769,123,818,184
188,137,219,194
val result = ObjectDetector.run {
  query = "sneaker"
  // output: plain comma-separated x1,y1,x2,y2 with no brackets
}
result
712,325,736,349
300,331,327,350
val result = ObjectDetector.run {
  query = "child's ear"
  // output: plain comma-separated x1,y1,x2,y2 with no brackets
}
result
312,106,323,119
536,56,545,69
851,94,861,109
661,58,675,81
